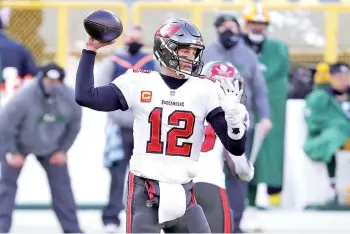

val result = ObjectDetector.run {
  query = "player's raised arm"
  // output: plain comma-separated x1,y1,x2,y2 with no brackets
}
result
203,61,254,181
206,99,247,156
75,37,127,112
202,62,247,155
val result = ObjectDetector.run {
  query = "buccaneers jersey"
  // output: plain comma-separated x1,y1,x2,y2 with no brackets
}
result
194,123,226,188
112,69,221,184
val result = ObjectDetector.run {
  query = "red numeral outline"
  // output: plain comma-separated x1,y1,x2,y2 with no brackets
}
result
201,125,216,152
146,107,164,154
146,107,195,157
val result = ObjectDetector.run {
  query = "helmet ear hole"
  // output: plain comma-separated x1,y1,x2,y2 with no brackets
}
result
168,41,177,50
169,60,179,67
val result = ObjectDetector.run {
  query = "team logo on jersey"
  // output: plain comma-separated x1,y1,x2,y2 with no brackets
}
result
141,91,152,103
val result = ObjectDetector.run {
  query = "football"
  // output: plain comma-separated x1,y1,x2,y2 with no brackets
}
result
83,9,123,43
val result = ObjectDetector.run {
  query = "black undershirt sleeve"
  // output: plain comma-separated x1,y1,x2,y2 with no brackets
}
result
206,107,246,155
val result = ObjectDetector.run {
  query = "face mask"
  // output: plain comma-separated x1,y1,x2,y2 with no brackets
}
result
127,42,143,55
43,82,64,96
219,29,240,50
247,30,266,44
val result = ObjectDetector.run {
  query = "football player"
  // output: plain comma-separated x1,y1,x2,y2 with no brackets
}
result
75,19,249,233
194,61,254,233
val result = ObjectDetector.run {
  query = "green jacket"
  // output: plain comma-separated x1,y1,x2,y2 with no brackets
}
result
304,89,350,162
247,39,290,187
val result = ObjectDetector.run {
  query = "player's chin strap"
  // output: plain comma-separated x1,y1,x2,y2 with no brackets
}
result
168,64,194,79
175,69,192,79
159,60,194,79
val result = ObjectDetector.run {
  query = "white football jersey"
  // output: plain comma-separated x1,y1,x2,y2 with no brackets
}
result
193,123,226,188
112,69,221,184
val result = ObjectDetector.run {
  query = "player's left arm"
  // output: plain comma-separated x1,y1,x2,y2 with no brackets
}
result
207,110,246,156
205,80,248,156
206,80,254,181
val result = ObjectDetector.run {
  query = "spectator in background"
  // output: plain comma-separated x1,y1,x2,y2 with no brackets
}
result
202,14,270,233
95,25,155,233
312,62,332,90
0,17,38,103
304,63,350,180
0,63,82,233
0,18,37,79
242,2,290,208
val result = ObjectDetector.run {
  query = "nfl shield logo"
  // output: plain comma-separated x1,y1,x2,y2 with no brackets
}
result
170,90,175,96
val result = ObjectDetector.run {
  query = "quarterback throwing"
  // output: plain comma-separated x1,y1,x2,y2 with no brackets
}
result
75,19,248,233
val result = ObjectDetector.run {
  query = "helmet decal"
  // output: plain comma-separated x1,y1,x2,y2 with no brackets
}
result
155,24,181,38
210,64,235,78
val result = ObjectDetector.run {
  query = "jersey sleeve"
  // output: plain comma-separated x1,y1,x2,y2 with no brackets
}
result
111,69,136,110
205,82,223,121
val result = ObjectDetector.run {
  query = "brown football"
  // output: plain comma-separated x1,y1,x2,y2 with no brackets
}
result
84,9,123,43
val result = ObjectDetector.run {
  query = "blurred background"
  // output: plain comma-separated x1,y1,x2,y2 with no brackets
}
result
1,0,350,233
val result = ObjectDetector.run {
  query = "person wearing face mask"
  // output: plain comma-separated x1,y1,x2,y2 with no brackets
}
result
241,3,290,209
97,25,155,81
95,25,155,233
0,63,83,233
203,14,270,233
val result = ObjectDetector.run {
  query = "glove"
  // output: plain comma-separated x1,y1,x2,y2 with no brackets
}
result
229,153,254,182
219,78,248,140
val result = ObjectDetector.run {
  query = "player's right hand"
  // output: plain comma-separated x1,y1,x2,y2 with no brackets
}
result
6,153,25,168
85,35,115,52
220,79,243,102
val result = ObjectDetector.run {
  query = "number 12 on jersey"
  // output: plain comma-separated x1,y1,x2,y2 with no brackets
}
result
146,107,195,157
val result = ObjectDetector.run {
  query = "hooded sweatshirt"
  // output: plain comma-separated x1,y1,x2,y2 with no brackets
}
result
0,79,82,156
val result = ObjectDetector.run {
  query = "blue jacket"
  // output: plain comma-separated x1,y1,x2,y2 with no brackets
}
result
109,51,154,78
0,32,38,78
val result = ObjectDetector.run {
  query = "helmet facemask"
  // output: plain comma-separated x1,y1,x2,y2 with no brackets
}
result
156,39,204,78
